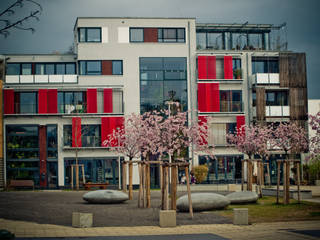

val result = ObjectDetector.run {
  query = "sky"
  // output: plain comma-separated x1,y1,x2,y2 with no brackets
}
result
0,0,319,99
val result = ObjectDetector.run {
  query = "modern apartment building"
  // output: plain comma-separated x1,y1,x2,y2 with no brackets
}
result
1,18,308,189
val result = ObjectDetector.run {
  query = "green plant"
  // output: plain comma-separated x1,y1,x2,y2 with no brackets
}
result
192,165,208,183
233,68,242,79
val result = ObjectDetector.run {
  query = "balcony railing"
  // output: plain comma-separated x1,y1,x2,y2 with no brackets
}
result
253,105,289,117
5,75,78,84
220,101,243,112
253,73,279,85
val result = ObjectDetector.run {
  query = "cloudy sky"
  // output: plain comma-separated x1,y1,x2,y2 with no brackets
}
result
0,0,319,99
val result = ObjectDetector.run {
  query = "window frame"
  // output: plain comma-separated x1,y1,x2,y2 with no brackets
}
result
129,28,144,42
78,27,102,43
78,61,102,75
158,28,186,43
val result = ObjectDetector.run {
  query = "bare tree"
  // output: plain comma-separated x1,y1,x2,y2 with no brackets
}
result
0,0,42,37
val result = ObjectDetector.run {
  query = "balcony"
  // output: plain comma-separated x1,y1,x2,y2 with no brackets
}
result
253,105,289,117
253,73,279,85
5,75,78,84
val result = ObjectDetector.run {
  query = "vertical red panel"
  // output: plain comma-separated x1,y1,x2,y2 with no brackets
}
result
211,83,220,112
224,56,233,79
38,89,48,114
39,125,47,187
197,83,206,112
72,117,82,147
86,89,97,113
207,56,216,79
103,88,113,113
144,28,158,42
47,89,57,114
198,116,208,145
32,63,35,75
198,56,207,79
101,116,124,147
236,115,246,135
205,83,212,112
4,89,15,114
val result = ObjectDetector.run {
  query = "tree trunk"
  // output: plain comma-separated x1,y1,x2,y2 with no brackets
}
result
161,164,165,210
128,161,133,199
138,163,143,208
171,165,177,210
277,161,281,204
241,160,244,191
143,163,147,208
266,162,271,186
160,163,163,191
185,166,193,219
122,162,127,192
146,163,151,208
163,166,169,210
247,160,253,191
75,149,79,190
285,160,290,204
297,162,301,203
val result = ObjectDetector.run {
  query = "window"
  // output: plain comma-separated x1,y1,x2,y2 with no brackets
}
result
21,64,32,75
266,91,288,106
158,28,185,42
47,125,57,159
63,125,72,147
220,90,242,112
58,91,86,114
112,61,122,75
35,63,76,75
196,31,225,50
232,59,242,79
14,92,37,114
140,57,187,113
78,28,101,42
252,57,279,74
82,125,100,147
130,28,144,42
6,125,40,185
79,61,101,75
6,63,20,75
79,60,122,75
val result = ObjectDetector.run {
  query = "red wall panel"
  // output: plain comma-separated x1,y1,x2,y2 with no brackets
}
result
86,89,97,113
48,89,57,114
210,83,220,112
102,60,112,75
101,117,124,147
236,115,246,135
39,125,47,187
198,56,207,79
224,56,233,79
198,116,208,145
197,83,206,112
72,117,82,147
38,89,48,114
103,89,113,113
4,89,14,114
144,28,158,42
207,56,216,79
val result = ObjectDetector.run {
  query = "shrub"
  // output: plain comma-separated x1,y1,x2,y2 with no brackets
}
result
192,165,208,183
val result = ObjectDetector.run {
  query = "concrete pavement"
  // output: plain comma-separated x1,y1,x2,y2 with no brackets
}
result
1,218,320,240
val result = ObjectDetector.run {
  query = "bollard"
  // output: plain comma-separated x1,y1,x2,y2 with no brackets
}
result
233,208,248,225
72,212,93,228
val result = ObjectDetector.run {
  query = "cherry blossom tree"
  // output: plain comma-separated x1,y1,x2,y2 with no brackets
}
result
227,124,271,191
309,111,320,161
271,121,308,204
102,113,143,200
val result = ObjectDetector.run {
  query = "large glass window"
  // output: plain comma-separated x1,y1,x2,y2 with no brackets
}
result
14,92,37,114
58,91,86,114
252,57,279,74
6,63,20,75
266,91,288,106
130,28,144,42
82,125,100,147
158,28,185,42
79,61,101,75
6,125,39,185
35,63,76,75
220,90,242,112
47,125,58,159
140,57,187,113
21,64,32,75
78,28,101,42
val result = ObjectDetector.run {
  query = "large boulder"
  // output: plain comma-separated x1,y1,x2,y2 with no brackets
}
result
83,190,128,204
177,193,230,212
226,191,258,204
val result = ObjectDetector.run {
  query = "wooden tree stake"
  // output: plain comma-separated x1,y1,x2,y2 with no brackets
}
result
122,162,127,193
297,162,301,203
277,160,281,204
185,166,193,219
138,163,143,208
128,162,133,199
146,163,151,208
171,165,177,210
241,160,244,191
